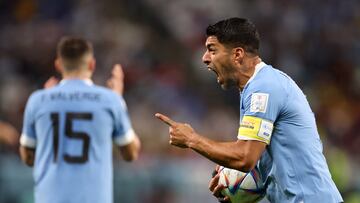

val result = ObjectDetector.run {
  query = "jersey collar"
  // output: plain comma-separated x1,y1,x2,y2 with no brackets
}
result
245,61,266,86
59,79,94,86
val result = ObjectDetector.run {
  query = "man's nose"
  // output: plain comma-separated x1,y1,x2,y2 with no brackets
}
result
202,51,210,65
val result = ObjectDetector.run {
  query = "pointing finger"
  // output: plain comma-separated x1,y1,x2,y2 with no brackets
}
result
155,113,177,127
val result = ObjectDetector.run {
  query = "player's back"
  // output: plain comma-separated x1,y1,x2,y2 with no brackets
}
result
27,79,126,203
244,65,343,202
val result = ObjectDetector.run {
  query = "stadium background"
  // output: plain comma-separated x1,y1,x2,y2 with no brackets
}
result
0,0,359,202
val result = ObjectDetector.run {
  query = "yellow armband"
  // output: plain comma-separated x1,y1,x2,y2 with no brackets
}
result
237,116,273,144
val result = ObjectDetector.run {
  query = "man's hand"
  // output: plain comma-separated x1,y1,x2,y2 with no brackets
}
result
107,64,124,95
155,113,197,148
0,121,19,147
209,165,231,203
19,146,35,167
44,76,59,89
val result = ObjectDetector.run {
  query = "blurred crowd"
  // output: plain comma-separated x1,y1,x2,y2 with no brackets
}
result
0,0,359,202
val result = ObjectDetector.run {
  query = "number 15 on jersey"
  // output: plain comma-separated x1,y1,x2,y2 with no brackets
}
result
50,112,92,164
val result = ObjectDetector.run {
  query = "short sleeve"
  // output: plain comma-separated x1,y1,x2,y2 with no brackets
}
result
237,83,285,144
20,92,40,148
111,94,135,146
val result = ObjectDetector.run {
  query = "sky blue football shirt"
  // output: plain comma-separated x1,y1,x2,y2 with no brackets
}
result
237,62,343,203
20,79,135,203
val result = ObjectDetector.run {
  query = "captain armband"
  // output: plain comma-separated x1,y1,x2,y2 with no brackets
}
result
237,116,274,144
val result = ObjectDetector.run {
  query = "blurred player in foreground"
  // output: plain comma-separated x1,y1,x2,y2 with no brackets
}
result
19,37,141,203
156,18,343,203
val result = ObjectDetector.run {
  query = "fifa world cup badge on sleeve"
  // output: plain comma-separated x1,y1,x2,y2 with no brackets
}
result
250,93,269,113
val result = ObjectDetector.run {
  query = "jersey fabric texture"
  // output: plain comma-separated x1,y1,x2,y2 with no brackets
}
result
20,79,135,203
237,62,343,203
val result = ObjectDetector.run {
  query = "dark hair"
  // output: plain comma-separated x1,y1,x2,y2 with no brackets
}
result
57,36,93,71
206,18,260,55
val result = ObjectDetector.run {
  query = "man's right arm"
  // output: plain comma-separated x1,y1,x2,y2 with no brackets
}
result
19,91,39,167
155,113,266,172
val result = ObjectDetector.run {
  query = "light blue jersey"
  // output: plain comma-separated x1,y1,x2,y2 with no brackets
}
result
237,62,343,203
20,79,135,203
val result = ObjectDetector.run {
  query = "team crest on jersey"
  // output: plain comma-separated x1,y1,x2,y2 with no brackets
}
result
250,93,269,113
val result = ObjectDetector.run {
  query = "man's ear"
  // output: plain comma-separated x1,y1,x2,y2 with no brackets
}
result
89,58,96,72
233,47,245,64
55,58,62,73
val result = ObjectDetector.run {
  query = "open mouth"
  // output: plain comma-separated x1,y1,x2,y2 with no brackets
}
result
207,66,222,84
207,67,219,77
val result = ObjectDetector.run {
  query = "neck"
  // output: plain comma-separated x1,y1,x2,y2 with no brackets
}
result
62,70,92,80
238,56,262,90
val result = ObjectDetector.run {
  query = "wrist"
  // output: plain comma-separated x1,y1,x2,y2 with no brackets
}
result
188,133,201,149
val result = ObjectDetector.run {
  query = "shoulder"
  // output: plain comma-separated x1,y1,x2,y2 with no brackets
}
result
92,85,120,99
24,89,48,112
247,66,290,96
27,89,46,103
92,85,127,108
243,66,289,110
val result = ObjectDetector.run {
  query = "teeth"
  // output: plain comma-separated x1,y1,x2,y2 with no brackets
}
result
208,68,211,71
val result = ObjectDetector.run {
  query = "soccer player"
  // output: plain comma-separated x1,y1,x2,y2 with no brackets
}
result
19,37,141,203
156,18,343,202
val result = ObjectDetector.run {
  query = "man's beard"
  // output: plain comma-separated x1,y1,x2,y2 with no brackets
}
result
221,78,237,90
